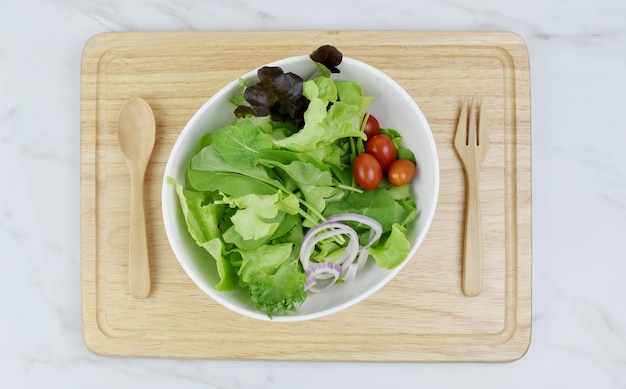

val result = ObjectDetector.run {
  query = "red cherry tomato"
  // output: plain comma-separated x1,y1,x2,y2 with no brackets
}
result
365,134,397,172
388,159,417,186
363,114,380,139
353,153,382,190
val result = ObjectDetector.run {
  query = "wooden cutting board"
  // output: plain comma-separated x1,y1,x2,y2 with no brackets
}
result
80,31,531,362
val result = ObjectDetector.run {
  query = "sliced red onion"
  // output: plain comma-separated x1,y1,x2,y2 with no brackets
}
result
326,213,382,249
304,262,342,293
327,214,382,276
342,263,358,282
304,274,316,290
299,214,384,293
342,249,369,280
355,248,370,271
299,221,358,271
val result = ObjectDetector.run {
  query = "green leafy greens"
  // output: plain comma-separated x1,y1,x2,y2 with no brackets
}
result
171,45,418,318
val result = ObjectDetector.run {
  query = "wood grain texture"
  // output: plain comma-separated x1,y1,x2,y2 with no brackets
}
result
80,31,532,362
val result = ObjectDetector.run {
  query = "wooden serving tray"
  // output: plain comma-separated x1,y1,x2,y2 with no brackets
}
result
80,31,531,362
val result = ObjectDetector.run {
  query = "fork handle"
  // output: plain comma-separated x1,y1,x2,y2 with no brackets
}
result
462,168,483,297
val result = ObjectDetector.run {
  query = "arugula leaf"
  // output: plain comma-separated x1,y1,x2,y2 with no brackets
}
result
299,184,344,215
259,159,333,186
187,169,277,197
191,144,278,188
256,149,329,172
195,133,214,153
394,198,418,227
256,150,345,215
212,118,274,169
323,188,397,232
380,128,403,147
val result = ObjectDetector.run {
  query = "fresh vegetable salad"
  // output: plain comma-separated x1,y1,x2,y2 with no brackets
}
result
170,45,419,318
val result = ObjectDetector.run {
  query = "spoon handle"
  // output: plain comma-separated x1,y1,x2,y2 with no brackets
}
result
128,165,151,298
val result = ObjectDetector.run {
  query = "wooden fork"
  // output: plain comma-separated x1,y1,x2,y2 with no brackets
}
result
453,97,489,297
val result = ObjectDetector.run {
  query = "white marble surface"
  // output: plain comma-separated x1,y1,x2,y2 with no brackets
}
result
1,0,625,387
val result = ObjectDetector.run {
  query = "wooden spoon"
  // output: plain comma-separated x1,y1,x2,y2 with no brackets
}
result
117,97,156,299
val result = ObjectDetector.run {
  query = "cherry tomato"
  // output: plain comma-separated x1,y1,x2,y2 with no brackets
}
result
363,114,380,139
365,134,397,172
388,159,417,186
353,153,382,190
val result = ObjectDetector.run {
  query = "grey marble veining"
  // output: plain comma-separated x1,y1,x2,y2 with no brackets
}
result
1,0,626,388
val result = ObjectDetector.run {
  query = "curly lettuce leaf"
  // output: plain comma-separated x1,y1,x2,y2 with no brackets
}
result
224,191,299,241
237,244,307,318
274,77,373,152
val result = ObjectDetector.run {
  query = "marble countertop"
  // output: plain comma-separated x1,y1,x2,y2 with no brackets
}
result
2,0,625,387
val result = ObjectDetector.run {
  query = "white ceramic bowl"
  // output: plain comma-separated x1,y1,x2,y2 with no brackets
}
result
162,55,439,322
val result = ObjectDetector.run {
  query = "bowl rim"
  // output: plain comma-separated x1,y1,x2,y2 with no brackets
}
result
161,54,440,322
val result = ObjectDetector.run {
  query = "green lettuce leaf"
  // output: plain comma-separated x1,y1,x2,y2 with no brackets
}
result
237,244,307,318
272,74,370,152
169,178,238,290
224,191,299,241
202,238,238,291
367,223,412,270
170,178,225,244
303,77,338,103
222,213,300,250
336,81,375,113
